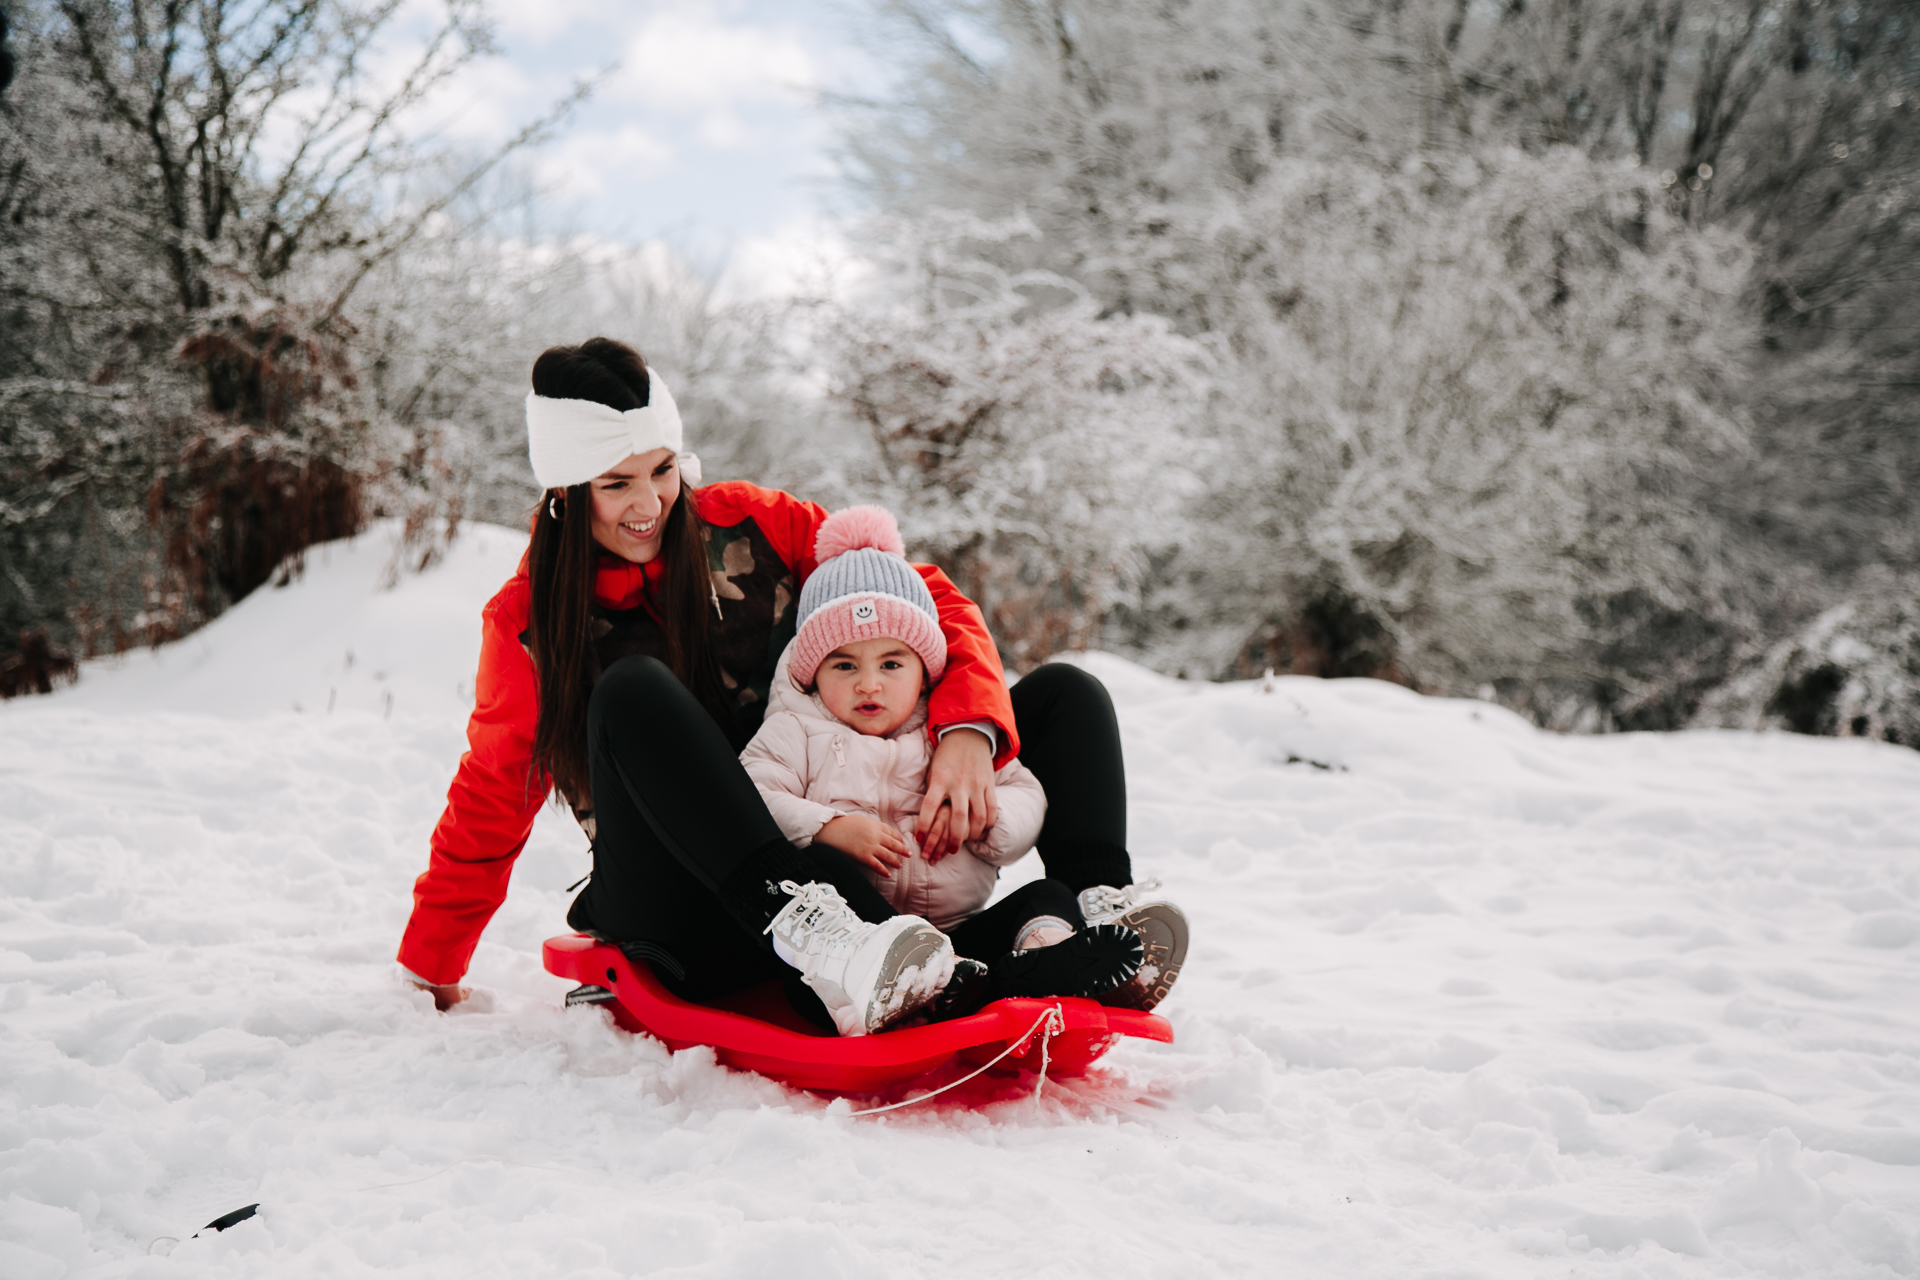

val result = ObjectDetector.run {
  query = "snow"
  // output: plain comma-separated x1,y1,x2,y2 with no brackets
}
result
4,522,1919,1279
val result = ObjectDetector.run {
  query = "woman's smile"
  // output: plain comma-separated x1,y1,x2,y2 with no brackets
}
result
607,514,663,553
585,447,681,563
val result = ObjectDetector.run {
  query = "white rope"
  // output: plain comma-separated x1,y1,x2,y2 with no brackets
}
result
1034,1006,1061,1114
848,1003,1065,1117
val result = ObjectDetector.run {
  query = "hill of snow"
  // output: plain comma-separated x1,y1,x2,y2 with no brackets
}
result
3,522,1918,1278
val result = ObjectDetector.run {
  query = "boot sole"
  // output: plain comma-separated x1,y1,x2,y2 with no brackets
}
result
867,924,954,1034
1098,903,1188,1012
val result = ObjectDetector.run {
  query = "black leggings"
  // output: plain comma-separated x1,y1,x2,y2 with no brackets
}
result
1009,663,1132,891
569,656,1131,998
946,878,1087,960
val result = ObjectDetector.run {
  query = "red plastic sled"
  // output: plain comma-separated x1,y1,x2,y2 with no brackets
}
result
544,933,1173,1093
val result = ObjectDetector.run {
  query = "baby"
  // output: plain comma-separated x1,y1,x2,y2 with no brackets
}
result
742,506,1142,1011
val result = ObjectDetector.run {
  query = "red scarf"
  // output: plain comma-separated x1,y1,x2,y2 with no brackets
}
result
592,553,667,616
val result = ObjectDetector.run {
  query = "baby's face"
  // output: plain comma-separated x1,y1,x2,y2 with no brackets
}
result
814,638,925,737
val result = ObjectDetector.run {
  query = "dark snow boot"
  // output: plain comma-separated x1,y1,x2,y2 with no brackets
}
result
990,923,1144,1001
1077,881,1189,1012
924,957,994,1022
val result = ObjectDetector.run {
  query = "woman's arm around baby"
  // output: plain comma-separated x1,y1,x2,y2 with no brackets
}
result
938,759,1047,868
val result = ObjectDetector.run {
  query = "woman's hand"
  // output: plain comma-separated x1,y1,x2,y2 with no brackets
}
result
412,981,470,1011
815,813,913,877
918,728,998,864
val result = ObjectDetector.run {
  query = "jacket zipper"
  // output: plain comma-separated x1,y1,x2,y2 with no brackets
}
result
884,737,919,913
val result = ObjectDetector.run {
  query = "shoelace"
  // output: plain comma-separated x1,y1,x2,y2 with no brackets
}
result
1087,877,1162,915
764,880,860,955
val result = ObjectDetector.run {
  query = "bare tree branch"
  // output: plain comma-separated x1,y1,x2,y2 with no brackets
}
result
321,73,596,322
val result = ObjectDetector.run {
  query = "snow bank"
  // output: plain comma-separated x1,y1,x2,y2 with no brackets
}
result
47,523,526,721
3,523,1918,1278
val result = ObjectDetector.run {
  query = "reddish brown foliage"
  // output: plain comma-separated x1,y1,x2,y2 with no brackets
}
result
147,441,363,615
0,629,79,699
939,539,1102,675
176,310,357,424
144,302,368,615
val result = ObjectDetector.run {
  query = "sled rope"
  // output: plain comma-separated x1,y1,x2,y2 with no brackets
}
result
1035,1007,1055,1112
848,1004,1066,1117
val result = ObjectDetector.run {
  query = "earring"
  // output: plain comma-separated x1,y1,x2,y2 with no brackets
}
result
547,493,563,521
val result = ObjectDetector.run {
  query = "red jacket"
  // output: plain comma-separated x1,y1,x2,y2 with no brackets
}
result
397,481,1017,985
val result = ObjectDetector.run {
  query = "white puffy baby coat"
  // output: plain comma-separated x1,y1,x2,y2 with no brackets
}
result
741,643,1047,932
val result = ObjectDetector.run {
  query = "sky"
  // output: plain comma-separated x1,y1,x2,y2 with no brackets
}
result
419,0,895,288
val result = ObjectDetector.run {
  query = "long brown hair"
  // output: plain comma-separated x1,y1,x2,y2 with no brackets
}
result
526,338,728,806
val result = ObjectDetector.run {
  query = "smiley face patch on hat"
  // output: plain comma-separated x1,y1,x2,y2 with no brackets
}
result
850,597,879,627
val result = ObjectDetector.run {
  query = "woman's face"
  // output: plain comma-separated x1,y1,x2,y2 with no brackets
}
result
584,448,682,563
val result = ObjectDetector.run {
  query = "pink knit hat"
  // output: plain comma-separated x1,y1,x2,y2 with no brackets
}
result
787,506,947,690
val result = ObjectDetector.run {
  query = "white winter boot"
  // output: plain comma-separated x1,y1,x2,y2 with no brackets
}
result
765,881,955,1036
1077,879,1189,1012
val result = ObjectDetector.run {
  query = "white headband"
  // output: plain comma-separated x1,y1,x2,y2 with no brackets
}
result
525,369,702,489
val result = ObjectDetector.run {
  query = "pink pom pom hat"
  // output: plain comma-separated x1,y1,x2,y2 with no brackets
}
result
787,506,947,689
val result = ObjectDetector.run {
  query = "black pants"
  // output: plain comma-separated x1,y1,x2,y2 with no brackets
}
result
1010,663,1132,892
569,656,1131,999
946,878,1088,960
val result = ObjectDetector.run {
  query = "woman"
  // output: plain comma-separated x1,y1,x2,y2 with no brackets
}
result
397,338,1187,1033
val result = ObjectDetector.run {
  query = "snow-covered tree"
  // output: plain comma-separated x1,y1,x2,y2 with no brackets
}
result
804,216,1208,669
1355,0,1920,617
1696,568,1920,748
1159,151,1754,707
0,0,581,674
833,0,1914,736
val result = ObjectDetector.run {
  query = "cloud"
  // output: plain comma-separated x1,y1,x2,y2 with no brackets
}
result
311,0,551,151
488,0,608,47
611,8,817,113
536,124,677,198
698,111,752,149
425,59,544,147
337,1,862,239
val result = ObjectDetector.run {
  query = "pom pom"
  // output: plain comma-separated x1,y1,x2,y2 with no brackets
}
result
813,505,905,563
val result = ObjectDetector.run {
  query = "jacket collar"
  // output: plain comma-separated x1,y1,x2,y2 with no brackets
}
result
510,541,668,614
592,554,665,611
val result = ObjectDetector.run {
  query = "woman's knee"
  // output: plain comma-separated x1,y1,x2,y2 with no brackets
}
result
588,655,681,733
1012,661,1115,721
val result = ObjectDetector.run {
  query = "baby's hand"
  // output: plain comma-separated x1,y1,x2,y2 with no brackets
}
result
815,814,913,877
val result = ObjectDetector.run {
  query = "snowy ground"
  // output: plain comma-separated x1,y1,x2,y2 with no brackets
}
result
3,522,1918,1279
